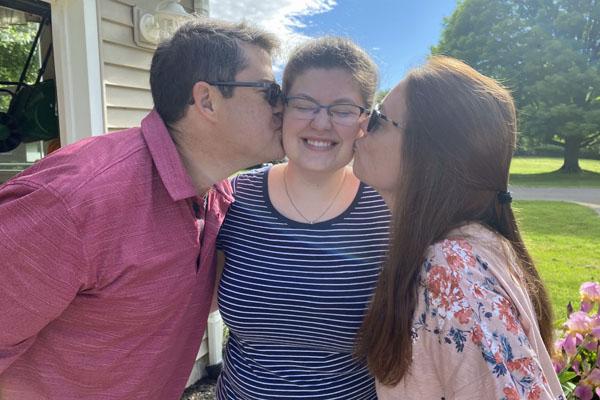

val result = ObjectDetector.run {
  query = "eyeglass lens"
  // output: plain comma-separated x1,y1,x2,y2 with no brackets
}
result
266,83,282,106
286,97,363,126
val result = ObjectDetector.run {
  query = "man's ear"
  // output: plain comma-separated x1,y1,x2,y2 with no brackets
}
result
191,81,219,123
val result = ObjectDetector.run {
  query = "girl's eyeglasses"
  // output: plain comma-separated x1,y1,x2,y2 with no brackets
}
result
284,96,367,127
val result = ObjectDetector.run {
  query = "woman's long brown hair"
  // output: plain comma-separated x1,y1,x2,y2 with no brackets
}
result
354,56,553,386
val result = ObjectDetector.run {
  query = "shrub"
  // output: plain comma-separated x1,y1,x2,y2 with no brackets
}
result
553,282,600,399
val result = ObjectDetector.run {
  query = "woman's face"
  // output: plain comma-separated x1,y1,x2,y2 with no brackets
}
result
353,81,406,195
282,68,366,173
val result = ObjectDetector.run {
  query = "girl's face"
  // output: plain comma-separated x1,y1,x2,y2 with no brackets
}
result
282,68,366,173
353,81,406,196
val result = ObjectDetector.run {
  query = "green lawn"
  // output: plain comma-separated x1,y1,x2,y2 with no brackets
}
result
510,157,600,188
515,200,600,326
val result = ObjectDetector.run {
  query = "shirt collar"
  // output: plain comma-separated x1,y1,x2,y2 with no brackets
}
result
141,110,234,204
141,110,198,201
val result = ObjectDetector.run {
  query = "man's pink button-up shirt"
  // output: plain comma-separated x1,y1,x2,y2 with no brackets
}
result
0,110,233,399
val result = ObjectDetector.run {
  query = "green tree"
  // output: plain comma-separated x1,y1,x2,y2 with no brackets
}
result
0,23,39,111
434,0,600,172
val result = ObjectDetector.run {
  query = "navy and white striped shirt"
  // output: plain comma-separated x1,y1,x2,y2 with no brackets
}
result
216,167,390,400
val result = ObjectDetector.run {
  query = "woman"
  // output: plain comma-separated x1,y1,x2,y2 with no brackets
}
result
353,56,565,399
215,37,390,399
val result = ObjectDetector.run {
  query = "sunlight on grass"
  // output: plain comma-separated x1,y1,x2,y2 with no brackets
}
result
511,157,600,174
509,157,600,187
515,200,600,326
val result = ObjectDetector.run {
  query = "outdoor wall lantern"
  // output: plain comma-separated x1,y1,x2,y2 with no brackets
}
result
134,1,193,48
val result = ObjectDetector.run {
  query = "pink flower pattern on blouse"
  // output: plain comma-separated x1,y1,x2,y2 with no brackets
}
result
412,238,558,400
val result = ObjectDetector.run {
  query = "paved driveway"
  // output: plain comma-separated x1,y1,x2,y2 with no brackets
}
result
510,187,600,215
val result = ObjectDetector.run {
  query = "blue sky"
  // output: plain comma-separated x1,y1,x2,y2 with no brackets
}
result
211,0,459,90
295,0,458,90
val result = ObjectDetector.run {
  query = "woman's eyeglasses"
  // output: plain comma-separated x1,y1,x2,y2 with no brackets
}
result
366,106,401,133
285,96,367,127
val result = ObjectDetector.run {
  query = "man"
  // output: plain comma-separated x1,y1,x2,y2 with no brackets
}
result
0,20,284,399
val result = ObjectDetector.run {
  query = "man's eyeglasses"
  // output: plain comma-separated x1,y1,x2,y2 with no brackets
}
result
366,106,401,133
207,81,282,107
285,97,367,127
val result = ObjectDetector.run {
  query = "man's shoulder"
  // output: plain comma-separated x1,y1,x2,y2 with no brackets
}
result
13,127,150,198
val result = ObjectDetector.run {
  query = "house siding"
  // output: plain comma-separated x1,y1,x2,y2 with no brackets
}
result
98,0,200,131
99,0,153,131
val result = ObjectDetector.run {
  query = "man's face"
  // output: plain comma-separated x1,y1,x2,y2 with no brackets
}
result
219,44,285,167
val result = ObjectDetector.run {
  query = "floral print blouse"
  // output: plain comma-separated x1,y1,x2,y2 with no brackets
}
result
376,223,564,400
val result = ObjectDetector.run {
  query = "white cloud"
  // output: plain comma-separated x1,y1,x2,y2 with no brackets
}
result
209,0,337,70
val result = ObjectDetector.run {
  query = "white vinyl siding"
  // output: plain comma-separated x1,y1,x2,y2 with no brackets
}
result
98,0,198,131
99,0,154,131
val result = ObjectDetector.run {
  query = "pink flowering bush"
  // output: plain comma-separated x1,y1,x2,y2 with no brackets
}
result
553,282,600,399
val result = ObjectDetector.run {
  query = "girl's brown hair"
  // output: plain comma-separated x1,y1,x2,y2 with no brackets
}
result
283,36,378,108
354,56,553,385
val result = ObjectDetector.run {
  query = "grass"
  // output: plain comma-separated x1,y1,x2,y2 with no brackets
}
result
515,200,600,326
509,157,600,188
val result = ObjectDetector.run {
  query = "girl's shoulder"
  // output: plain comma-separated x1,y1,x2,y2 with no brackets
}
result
230,165,272,194
413,226,561,400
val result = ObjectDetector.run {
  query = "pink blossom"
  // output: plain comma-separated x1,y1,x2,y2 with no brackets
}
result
591,317,600,339
587,368,600,385
555,283,600,395
584,339,598,351
581,300,593,313
574,383,594,400
563,334,578,357
580,282,600,303
566,311,592,334
551,351,566,373
553,359,565,374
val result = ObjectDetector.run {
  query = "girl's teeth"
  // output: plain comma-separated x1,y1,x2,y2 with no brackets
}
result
306,139,333,148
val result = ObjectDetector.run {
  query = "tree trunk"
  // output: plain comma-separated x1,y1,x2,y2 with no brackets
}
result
560,136,582,173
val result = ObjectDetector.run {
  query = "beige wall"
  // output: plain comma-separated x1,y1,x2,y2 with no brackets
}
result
98,0,201,132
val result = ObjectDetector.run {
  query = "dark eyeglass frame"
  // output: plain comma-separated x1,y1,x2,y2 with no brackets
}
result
206,81,282,107
284,96,368,124
366,106,401,133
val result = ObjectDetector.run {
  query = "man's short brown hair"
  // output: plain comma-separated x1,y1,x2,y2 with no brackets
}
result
150,19,279,124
